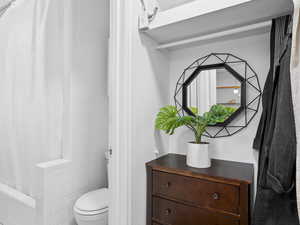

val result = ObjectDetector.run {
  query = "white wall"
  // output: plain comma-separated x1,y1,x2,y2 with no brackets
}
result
56,0,109,224
71,0,109,189
168,33,270,186
130,3,170,225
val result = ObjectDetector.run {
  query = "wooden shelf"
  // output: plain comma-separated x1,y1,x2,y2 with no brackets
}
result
217,86,241,89
141,0,292,50
217,103,240,105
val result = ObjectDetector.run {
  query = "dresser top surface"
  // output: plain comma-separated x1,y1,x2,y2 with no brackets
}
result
147,154,254,184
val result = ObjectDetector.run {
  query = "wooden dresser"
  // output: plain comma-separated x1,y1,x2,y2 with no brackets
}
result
146,154,254,225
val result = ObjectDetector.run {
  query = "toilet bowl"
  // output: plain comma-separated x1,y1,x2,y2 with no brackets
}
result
74,188,109,225
74,151,111,225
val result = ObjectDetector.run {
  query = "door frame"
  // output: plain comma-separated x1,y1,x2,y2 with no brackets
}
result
109,0,133,225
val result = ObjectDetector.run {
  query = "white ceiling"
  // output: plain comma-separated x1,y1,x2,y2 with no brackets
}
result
157,0,196,11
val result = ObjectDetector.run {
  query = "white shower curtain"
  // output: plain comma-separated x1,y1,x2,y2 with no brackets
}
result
291,0,300,218
0,0,71,196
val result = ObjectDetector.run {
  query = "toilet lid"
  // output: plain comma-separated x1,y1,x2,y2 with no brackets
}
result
75,188,109,212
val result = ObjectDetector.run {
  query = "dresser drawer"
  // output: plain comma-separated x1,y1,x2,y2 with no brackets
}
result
153,171,240,214
153,197,239,225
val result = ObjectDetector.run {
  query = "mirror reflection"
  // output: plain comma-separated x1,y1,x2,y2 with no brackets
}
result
186,68,241,116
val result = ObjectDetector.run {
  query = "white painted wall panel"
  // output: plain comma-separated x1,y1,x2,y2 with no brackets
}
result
130,3,170,225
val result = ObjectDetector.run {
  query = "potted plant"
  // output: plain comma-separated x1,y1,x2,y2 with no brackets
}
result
155,104,235,168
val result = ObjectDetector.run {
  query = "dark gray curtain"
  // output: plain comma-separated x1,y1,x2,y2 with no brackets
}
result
252,15,299,225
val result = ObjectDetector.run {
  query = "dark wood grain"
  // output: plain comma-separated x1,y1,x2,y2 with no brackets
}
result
153,197,239,225
240,182,251,225
146,154,254,225
147,153,253,184
153,171,240,214
146,166,153,225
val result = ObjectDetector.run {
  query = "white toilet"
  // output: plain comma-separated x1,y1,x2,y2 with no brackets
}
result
74,151,111,225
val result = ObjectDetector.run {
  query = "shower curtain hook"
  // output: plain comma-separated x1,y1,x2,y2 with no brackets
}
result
139,0,159,30
0,0,16,17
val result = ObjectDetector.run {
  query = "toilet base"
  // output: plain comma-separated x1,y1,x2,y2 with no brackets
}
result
74,211,108,225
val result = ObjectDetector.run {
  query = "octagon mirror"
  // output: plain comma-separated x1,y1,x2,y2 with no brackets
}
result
175,53,262,138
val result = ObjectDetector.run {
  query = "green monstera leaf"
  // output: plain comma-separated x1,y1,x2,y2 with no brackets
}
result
155,106,195,135
155,104,236,143
155,105,178,134
189,107,199,115
208,104,236,124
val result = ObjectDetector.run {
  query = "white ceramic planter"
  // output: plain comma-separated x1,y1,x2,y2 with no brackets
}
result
186,142,211,168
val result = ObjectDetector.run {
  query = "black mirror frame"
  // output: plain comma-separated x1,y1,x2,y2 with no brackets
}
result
174,53,262,138
182,63,246,127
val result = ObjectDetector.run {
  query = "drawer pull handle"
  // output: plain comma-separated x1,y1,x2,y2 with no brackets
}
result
212,193,220,200
164,208,172,216
164,182,171,188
